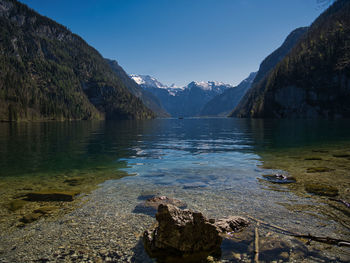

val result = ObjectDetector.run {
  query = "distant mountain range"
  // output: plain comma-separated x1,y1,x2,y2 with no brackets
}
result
1,0,348,121
0,0,154,121
130,75,232,117
106,60,169,117
231,0,350,118
133,0,350,120
129,24,309,119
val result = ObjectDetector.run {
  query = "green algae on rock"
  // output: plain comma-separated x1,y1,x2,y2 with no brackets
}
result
33,206,58,215
4,200,26,212
305,184,339,197
306,167,333,173
19,213,43,224
22,191,80,202
304,157,323,161
333,154,350,158
63,178,84,186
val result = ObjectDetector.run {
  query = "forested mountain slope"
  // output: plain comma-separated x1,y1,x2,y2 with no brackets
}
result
106,59,169,117
231,0,350,118
200,72,257,117
0,0,154,121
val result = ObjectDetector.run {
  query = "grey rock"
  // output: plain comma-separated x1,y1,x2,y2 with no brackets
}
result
143,204,248,261
214,217,249,233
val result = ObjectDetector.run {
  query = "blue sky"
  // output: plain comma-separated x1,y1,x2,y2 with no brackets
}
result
19,0,329,87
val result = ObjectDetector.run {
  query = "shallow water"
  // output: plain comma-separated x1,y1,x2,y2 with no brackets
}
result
0,118,349,262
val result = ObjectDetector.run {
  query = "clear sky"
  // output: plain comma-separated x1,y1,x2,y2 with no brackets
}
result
19,0,330,87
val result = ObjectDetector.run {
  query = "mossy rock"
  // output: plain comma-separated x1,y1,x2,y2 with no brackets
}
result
333,153,350,158
312,150,329,153
306,167,332,173
63,177,84,186
305,184,339,197
19,213,43,223
4,200,26,212
22,191,80,202
304,157,322,161
34,206,58,214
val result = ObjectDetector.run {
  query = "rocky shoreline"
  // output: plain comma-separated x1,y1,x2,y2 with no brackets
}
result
1,175,349,263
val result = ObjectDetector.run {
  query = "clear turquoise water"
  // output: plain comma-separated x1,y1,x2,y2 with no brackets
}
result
0,118,350,262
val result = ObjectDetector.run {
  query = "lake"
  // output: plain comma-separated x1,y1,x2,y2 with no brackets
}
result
0,118,349,262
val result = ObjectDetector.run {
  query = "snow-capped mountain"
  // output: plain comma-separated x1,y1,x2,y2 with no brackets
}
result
130,74,232,117
187,81,232,92
130,74,184,96
130,74,169,89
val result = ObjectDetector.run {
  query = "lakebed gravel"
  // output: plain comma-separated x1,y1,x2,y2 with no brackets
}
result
0,173,349,263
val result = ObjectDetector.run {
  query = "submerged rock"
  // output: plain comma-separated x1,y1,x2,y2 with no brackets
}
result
19,206,58,225
262,174,296,184
312,150,328,153
133,196,187,216
137,191,161,200
63,178,84,186
20,212,42,223
4,200,26,212
304,157,323,161
333,153,350,158
247,235,291,262
183,182,208,189
143,204,249,262
305,184,339,197
306,167,332,173
22,191,80,202
34,206,57,214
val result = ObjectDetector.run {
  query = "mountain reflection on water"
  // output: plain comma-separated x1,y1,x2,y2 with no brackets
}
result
0,118,349,262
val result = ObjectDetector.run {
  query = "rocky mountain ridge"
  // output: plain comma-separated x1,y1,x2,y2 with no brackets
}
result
130,74,232,117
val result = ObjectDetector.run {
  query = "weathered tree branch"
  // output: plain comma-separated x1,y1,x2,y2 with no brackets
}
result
246,215,350,247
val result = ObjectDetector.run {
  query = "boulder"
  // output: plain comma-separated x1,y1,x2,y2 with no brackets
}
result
22,191,80,202
143,204,249,262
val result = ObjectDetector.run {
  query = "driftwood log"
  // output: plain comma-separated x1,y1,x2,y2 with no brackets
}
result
246,215,350,247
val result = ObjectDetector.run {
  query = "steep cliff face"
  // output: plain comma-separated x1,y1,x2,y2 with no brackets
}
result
200,72,257,117
106,59,169,117
252,27,309,85
231,0,350,118
0,0,154,121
